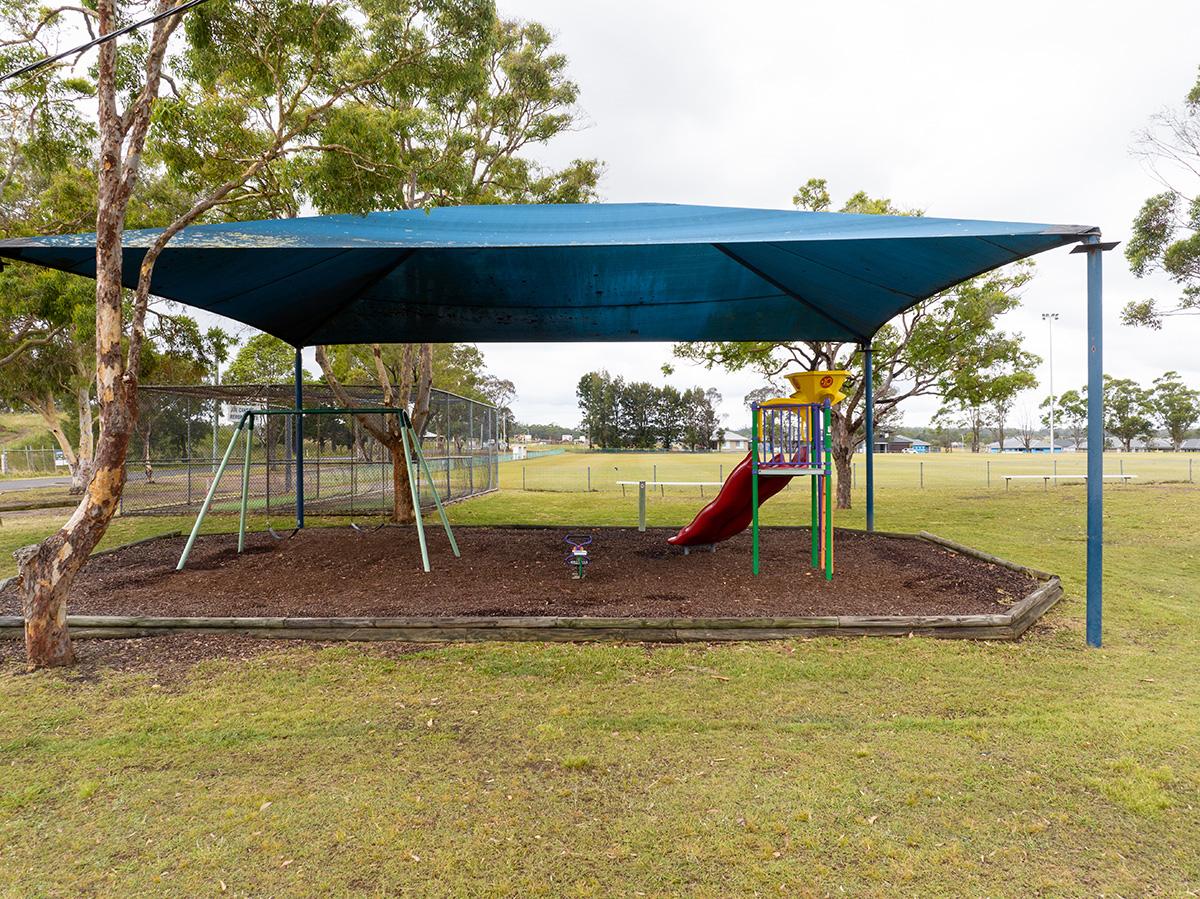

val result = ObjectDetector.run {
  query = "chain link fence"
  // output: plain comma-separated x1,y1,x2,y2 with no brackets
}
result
501,450,1198,496
0,446,66,475
120,384,498,518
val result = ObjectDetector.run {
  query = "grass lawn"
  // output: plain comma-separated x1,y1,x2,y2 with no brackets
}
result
1,452,1198,895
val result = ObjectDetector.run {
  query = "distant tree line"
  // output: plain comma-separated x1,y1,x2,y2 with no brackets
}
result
1037,372,1200,452
576,372,721,450
513,422,579,441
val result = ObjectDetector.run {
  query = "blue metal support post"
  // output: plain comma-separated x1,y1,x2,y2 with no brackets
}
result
864,343,874,532
294,346,304,529
1073,236,1117,647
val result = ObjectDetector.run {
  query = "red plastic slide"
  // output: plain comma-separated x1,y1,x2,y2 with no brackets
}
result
667,451,796,547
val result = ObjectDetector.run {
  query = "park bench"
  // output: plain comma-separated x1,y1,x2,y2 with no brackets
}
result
1003,473,1138,490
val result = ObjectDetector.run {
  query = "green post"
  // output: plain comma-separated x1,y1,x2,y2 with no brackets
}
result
237,416,254,553
177,417,245,570
751,405,760,575
399,425,431,573
409,423,460,558
810,407,818,570
824,400,833,581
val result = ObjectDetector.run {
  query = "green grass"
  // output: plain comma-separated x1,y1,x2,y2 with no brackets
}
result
1,452,1198,895
0,412,52,452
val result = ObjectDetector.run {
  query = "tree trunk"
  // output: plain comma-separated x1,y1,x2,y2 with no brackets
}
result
829,410,854,510
74,368,96,494
27,392,87,492
142,422,154,482
17,389,132,667
389,437,414,524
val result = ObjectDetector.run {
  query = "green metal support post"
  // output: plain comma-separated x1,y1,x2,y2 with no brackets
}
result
177,416,246,570
237,416,254,553
824,399,833,581
409,422,460,559
751,404,760,575
399,424,431,573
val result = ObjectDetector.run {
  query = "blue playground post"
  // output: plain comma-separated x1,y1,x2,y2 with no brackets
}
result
1073,236,1116,647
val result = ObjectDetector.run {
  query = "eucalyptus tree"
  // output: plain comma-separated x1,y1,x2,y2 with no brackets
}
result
1040,388,1088,450
675,179,1038,507
307,16,600,523
3,0,505,667
1150,371,1200,450
1123,67,1200,328
1103,376,1155,452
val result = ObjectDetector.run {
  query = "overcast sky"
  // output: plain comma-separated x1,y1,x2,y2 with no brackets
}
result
286,0,1200,430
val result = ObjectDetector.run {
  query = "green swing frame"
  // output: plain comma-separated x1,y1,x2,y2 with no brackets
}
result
176,406,459,572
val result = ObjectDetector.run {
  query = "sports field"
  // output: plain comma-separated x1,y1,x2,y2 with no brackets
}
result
1,450,1198,895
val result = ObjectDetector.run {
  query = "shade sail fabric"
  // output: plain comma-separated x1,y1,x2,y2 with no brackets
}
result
0,203,1098,346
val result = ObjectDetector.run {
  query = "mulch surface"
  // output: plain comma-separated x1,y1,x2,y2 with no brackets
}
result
0,525,1037,620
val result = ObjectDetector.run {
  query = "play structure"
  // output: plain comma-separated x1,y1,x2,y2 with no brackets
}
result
669,371,848,579
176,407,459,573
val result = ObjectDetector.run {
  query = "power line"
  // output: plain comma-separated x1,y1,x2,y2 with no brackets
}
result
1,0,209,85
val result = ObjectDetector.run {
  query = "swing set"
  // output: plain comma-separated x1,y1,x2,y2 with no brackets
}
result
176,407,459,572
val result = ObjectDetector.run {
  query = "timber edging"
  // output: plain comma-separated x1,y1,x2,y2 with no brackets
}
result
0,529,1062,643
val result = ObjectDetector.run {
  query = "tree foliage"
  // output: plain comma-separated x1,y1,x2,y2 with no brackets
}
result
576,371,721,450
226,333,305,385
1040,388,1087,449
1103,376,1155,452
1123,66,1200,327
1149,371,1200,450
675,179,1039,505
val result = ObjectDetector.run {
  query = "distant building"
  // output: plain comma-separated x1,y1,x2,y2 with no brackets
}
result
987,438,1073,453
1129,437,1173,452
873,434,931,454
1182,438,1200,452
721,431,751,452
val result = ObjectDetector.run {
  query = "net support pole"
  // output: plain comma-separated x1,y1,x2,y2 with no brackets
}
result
409,422,460,559
177,416,246,570
399,423,431,573
237,415,254,553
864,342,875,532
1073,236,1116,648
294,346,305,529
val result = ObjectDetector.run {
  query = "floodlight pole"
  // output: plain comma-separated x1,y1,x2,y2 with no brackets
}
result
1042,313,1059,454
1072,236,1118,648
863,343,874,532
294,346,304,529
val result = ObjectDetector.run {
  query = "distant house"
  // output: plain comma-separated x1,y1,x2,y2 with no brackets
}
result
1182,438,1200,452
721,431,751,452
873,434,930,454
1129,437,1173,452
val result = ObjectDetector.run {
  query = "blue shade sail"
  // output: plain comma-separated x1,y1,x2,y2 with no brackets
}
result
0,203,1098,346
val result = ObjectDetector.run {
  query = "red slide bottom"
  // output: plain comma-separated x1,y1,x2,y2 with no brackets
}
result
667,451,796,547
